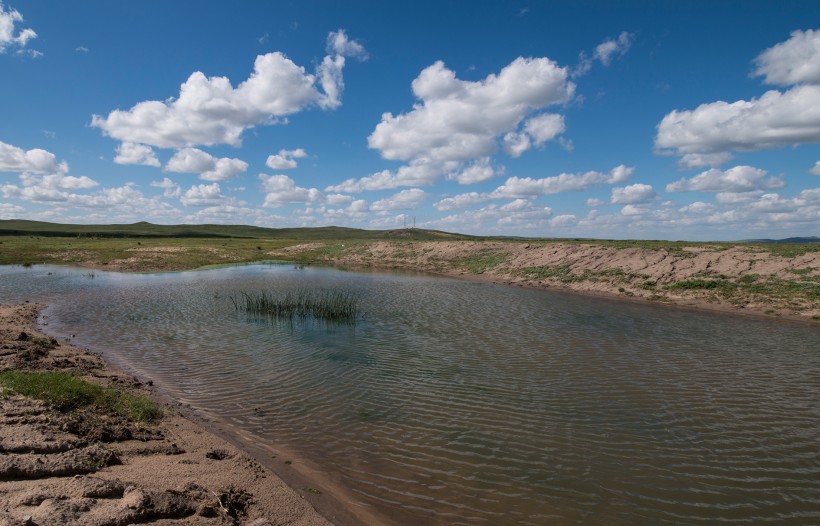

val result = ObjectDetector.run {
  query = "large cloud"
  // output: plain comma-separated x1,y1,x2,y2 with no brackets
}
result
656,30,820,158
338,56,575,192
92,30,365,149
369,58,573,164
656,85,820,155
0,141,67,174
753,29,820,86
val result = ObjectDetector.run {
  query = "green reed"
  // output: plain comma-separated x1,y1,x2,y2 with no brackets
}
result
230,289,360,324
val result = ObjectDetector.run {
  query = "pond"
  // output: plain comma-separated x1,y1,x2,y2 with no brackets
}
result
1,263,818,525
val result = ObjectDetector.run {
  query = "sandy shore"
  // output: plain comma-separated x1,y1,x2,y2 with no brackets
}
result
0,303,339,526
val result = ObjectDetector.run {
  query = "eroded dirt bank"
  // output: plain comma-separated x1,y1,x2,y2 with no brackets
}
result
0,303,333,526
272,240,820,321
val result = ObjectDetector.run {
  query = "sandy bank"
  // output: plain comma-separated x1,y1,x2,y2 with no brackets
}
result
0,303,337,526
272,240,820,323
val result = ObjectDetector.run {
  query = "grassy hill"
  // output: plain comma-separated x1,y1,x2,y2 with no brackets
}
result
0,219,469,241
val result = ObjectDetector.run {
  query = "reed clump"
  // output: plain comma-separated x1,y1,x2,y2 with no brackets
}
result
230,289,359,324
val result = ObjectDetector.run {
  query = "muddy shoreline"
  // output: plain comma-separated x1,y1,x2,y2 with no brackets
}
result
0,302,345,526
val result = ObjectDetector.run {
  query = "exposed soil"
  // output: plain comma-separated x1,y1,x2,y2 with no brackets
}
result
0,303,332,526
272,240,820,322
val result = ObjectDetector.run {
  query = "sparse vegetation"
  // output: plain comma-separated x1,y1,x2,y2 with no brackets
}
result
667,273,820,303
457,249,509,274
521,265,648,285
522,264,581,283
0,371,162,422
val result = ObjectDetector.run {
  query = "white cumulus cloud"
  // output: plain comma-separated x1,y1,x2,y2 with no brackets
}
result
449,157,499,184
656,30,820,159
370,188,426,211
656,85,820,156
434,192,492,211
180,183,229,207
114,142,160,167
752,29,820,86
369,58,573,164
611,183,657,204
0,202,26,218
92,31,365,149
259,174,324,206
266,148,307,170
0,141,67,174
165,148,248,181
150,177,182,198
666,165,785,193
491,164,634,198
347,56,575,191
0,3,37,54
810,161,820,175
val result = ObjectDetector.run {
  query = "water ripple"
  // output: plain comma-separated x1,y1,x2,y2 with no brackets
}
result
2,264,817,525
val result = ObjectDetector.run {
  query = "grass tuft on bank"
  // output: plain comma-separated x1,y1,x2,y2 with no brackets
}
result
0,371,162,423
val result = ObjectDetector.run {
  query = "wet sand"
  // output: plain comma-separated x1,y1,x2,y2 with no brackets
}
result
0,302,343,526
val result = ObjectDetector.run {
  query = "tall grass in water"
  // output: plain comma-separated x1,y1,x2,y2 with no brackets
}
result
230,289,359,324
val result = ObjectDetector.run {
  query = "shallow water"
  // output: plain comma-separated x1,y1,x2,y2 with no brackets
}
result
2,263,819,525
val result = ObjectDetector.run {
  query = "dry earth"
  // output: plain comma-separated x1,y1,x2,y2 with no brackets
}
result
0,304,332,526
273,241,820,321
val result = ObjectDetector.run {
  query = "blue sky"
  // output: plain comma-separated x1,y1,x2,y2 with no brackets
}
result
1,1,819,240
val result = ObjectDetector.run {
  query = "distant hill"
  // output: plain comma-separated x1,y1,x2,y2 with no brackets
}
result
740,236,820,244
0,219,470,241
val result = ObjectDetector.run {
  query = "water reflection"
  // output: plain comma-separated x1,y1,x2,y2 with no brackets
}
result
1,263,818,525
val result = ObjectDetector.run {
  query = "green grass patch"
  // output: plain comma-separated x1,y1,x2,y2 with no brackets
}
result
521,265,646,285
521,264,582,283
457,250,509,274
0,371,161,422
669,279,737,292
668,274,820,303
230,288,360,324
